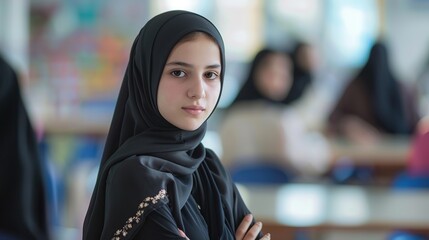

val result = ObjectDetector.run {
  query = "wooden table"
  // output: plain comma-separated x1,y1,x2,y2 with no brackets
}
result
329,137,411,167
328,138,412,184
239,183,429,239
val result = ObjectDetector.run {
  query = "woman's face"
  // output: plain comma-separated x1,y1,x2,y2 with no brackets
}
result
157,33,222,131
255,53,292,101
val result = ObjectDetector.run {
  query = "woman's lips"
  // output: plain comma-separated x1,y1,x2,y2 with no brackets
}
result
182,106,205,115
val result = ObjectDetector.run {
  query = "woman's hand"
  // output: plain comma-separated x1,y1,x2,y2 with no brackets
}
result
178,229,189,240
417,115,429,134
235,214,270,240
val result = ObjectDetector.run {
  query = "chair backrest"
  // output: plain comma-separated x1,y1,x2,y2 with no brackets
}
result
388,230,429,240
392,171,429,190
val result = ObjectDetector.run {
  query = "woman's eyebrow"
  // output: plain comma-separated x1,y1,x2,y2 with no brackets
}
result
166,61,192,67
166,61,221,69
206,64,221,69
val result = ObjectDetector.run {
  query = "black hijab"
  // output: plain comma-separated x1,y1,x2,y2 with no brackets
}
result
83,10,227,239
356,41,412,134
0,54,48,239
231,49,285,106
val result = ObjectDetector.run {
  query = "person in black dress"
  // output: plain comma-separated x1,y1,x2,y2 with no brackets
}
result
83,10,270,240
328,41,419,144
0,54,49,239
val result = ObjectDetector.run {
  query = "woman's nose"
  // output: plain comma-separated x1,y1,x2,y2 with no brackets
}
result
187,77,205,99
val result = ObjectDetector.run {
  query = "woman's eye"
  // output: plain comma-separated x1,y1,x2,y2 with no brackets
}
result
171,70,186,78
205,72,218,80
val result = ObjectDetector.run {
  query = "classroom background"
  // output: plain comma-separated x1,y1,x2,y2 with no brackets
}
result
1,0,429,239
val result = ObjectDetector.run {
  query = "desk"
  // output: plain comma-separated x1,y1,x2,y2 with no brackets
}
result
329,137,411,167
239,183,429,239
329,138,411,184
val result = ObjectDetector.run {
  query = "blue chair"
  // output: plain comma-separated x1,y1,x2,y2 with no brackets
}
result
229,162,291,185
330,157,374,184
392,172,429,189
388,230,428,240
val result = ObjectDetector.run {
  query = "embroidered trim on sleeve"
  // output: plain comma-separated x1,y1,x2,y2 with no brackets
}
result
112,189,167,240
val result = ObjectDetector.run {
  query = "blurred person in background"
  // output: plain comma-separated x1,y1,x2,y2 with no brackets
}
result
0,54,49,239
220,48,330,178
407,130,429,177
328,41,420,145
231,49,294,105
404,110,429,178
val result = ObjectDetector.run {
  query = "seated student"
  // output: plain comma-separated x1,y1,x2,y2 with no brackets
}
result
220,48,330,178
328,41,420,144
389,116,429,189
0,54,49,239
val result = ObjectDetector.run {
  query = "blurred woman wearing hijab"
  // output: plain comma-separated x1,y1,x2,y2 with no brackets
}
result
221,48,330,178
232,43,316,106
83,11,270,240
231,49,292,105
232,43,332,132
0,54,49,239
328,41,419,144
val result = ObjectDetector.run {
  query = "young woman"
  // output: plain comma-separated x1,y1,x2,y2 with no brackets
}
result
83,10,270,240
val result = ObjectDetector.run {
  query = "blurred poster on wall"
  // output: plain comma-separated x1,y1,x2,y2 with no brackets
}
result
29,1,149,120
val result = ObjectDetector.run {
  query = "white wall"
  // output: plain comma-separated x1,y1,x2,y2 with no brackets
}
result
386,0,429,82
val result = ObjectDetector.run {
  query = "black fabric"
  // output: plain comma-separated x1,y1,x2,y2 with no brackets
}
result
356,42,412,134
0,54,49,240
192,149,256,239
83,10,258,240
102,151,253,239
137,201,208,240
